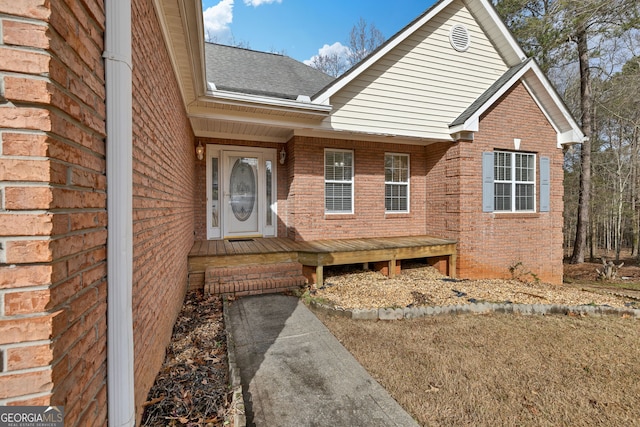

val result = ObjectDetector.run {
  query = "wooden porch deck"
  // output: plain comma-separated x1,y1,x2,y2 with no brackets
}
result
188,235,456,287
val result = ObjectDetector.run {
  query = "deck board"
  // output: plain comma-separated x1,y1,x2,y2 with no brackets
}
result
189,235,456,286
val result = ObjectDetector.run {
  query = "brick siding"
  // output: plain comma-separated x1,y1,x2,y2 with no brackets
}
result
205,262,307,296
0,0,196,424
131,0,196,423
288,136,428,240
0,1,108,425
194,84,562,284
427,82,564,283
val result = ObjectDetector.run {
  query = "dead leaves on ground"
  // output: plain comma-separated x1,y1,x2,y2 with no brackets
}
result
141,292,231,426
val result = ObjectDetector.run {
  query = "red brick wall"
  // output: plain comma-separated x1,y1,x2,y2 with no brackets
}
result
427,83,563,283
131,0,196,422
288,136,428,240
0,0,197,425
0,0,109,425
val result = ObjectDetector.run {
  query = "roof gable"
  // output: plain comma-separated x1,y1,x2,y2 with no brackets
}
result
450,58,584,146
318,0,512,140
314,0,525,104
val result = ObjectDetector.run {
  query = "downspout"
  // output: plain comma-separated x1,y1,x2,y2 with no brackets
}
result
104,0,135,426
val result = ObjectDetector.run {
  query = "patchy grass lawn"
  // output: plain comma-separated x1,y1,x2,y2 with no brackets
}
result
316,258,640,426
316,306,640,426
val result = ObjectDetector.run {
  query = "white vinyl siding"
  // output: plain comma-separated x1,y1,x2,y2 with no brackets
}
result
325,149,354,213
385,153,409,212
326,0,507,140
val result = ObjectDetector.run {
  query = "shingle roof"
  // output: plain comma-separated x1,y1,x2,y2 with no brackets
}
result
205,43,335,100
450,58,533,127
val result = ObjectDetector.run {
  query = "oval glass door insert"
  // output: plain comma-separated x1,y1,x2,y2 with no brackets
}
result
229,159,256,222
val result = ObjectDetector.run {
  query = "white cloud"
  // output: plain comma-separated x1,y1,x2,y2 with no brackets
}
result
243,0,282,6
203,0,234,42
303,42,351,66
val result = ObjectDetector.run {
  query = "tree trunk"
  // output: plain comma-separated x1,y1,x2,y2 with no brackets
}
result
570,26,592,264
633,128,639,258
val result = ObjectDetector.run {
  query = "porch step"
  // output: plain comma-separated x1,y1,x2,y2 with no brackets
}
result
205,261,308,296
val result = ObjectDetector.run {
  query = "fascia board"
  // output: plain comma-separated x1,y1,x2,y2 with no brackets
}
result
180,0,207,98
471,0,527,64
152,0,207,106
558,129,585,147
526,63,584,142
203,90,332,115
449,117,479,134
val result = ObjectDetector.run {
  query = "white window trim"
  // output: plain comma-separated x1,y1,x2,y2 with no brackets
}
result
384,152,410,214
324,148,354,214
494,150,536,213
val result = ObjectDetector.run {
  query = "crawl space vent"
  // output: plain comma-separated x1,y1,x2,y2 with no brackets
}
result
450,24,470,52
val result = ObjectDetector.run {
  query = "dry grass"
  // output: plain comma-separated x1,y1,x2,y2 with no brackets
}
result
316,311,640,426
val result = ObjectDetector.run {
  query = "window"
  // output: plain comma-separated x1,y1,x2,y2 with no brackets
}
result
493,151,535,212
385,153,409,212
325,149,353,213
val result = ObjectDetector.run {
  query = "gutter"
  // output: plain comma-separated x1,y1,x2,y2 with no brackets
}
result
104,0,135,425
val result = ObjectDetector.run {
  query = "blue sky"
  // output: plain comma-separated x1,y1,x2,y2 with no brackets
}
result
202,0,438,63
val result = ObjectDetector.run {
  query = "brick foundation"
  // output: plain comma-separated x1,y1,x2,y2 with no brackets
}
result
205,262,307,296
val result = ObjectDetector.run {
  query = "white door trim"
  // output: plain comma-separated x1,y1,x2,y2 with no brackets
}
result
206,144,277,239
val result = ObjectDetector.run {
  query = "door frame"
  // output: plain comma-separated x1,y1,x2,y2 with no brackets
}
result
206,144,277,240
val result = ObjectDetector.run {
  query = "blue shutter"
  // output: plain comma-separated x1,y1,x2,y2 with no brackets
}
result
540,156,550,212
482,152,494,212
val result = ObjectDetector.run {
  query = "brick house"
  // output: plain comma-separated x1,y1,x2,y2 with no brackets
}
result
0,0,582,425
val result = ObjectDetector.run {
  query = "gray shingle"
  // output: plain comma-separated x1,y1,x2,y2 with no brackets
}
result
205,43,334,100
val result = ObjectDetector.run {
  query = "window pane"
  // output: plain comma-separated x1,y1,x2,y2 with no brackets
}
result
516,153,534,182
265,160,272,226
211,158,219,227
385,154,409,212
385,183,408,212
516,183,534,211
385,154,409,183
325,150,353,212
325,183,352,212
494,183,511,211
494,152,511,181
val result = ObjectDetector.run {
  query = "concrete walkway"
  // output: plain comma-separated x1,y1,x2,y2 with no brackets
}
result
226,294,419,427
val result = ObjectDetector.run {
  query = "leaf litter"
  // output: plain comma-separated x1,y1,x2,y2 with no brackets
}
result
141,292,231,426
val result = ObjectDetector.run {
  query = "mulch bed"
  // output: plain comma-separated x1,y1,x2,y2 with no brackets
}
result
141,292,231,426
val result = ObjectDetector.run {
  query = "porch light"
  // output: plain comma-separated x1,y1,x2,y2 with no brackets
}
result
279,146,286,164
196,141,204,160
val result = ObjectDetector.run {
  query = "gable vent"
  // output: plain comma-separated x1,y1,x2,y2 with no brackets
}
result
450,24,470,52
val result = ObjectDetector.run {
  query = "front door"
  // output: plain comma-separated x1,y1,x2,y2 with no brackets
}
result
224,153,259,237
206,145,277,240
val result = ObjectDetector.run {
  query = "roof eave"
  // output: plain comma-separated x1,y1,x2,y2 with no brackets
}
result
448,60,584,146
202,88,332,116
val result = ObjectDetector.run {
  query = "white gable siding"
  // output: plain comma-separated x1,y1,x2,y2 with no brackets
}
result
325,0,508,140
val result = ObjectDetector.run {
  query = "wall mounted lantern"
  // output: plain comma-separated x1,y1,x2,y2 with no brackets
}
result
279,146,286,165
196,141,204,160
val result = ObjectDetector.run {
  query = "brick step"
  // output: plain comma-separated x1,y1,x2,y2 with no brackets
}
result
205,262,308,296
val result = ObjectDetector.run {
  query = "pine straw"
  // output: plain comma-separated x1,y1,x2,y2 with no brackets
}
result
141,292,231,427
314,263,636,310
